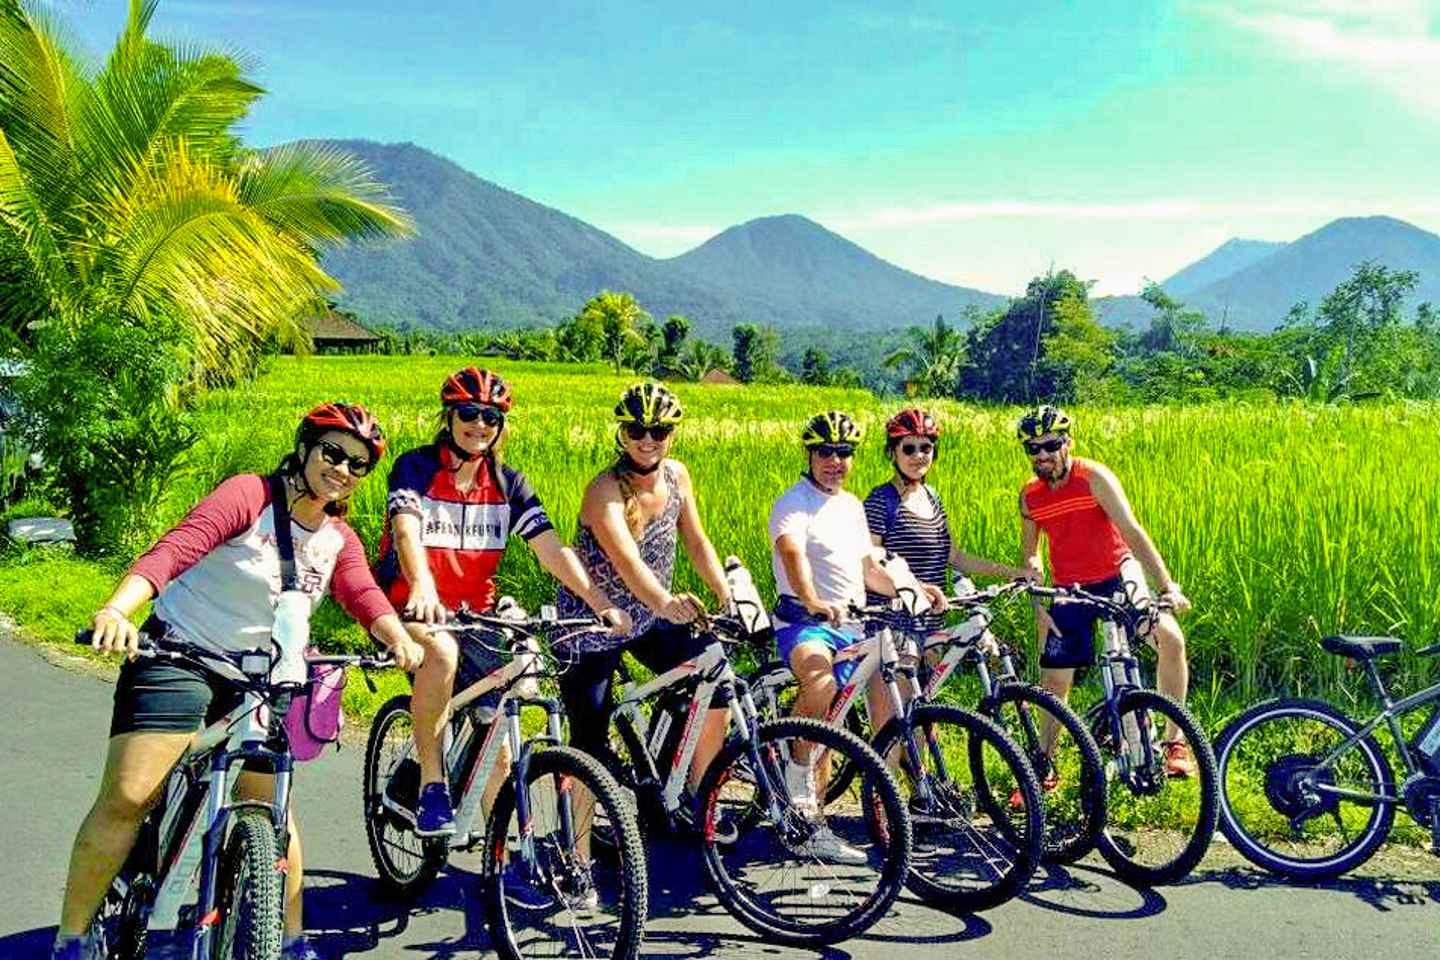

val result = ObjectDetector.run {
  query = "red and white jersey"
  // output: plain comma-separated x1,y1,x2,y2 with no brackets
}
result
129,474,392,653
1022,457,1130,587
375,444,553,612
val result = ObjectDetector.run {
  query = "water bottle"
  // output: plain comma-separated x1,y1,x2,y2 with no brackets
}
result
877,552,930,618
272,590,311,685
724,555,771,633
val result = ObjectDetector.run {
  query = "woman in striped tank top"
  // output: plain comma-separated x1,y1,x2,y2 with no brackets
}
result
864,408,1032,627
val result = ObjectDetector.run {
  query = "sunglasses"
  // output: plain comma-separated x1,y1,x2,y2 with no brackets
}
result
452,403,505,427
813,444,855,460
1023,437,1066,456
315,439,374,477
900,442,934,456
623,423,675,442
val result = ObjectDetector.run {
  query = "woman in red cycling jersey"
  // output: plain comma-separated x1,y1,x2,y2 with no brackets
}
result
373,367,627,839
53,404,425,960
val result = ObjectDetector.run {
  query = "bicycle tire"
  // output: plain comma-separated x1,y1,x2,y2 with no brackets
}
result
1093,689,1218,886
975,682,1106,864
696,716,911,947
1215,697,1395,881
483,745,648,960
870,703,1042,912
211,808,282,960
362,695,448,897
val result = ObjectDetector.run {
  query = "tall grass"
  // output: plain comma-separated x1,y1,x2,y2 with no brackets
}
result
150,356,1439,715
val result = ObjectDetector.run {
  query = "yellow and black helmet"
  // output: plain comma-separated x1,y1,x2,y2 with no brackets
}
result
1016,404,1073,440
801,410,863,448
614,382,684,426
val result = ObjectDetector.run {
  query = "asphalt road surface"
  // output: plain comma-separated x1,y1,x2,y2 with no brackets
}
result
1,635,1435,959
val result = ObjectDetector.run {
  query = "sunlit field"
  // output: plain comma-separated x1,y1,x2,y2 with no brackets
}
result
167,355,1439,720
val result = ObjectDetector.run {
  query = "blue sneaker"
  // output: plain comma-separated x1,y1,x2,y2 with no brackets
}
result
281,935,324,960
500,860,557,910
50,932,101,960
136,930,188,960
415,782,455,837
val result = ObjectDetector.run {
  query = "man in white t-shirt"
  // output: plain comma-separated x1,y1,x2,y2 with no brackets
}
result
768,412,905,861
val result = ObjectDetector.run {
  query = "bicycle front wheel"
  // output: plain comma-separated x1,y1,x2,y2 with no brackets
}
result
211,808,282,960
872,703,1042,912
977,682,1106,864
698,717,911,947
1216,697,1395,881
363,695,448,897
483,746,648,960
1092,689,1218,885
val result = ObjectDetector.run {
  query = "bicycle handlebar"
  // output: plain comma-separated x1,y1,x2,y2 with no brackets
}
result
75,630,394,672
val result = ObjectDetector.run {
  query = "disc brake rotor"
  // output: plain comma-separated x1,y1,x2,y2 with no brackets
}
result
1264,753,1336,820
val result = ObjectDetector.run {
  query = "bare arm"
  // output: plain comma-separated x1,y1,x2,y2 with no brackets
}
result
528,528,613,613
951,547,1032,581
391,513,445,622
1086,463,1178,592
672,461,731,605
90,574,159,655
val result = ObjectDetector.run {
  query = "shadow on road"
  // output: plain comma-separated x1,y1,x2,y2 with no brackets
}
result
1202,865,1440,914
1018,862,1169,920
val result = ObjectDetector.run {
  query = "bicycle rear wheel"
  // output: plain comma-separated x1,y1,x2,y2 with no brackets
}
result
211,808,282,960
697,717,911,947
871,703,1042,912
976,682,1106,863
1215,697,1395,881
483,746,648,960
363,695,448,897
1092,689,1218,885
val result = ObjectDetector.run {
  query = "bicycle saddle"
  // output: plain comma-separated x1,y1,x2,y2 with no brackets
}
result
1320,635,1403,660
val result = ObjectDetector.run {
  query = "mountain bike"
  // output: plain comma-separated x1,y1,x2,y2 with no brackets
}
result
1028,583,1218,885
78,630,391,960
362,604,647,960
589,605,911,947
747,592,1044,913
1215,633,1440,880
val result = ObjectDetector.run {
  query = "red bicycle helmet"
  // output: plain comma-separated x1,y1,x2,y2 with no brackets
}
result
297,402,386,461
886,408,940,442
440,367,512,412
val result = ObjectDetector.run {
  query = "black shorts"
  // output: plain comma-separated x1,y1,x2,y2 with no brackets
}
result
110,655,245,737
557,619,711,758
1040,558,1148,669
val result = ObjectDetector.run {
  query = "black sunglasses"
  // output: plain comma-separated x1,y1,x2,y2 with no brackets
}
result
453,403,505,427
813,444,854,459
1023,437,1066,456
900,441,934,456
315,439,374,477
623,423,675,442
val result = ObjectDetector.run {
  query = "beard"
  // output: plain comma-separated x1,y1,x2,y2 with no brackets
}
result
1031,454,1069,481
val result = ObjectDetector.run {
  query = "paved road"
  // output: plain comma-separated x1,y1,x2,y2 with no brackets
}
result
1,635,1435,959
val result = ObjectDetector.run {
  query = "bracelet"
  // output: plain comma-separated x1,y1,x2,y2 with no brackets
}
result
98,604,131,623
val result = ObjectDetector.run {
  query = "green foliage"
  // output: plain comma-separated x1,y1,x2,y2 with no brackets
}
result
884,314,964,398
731,323,785,383
13,317,196,555
960,271,1092,403
1038,290,1118,403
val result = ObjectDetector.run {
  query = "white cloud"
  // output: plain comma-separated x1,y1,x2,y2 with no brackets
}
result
604,221,720,253
1207,0,1440,112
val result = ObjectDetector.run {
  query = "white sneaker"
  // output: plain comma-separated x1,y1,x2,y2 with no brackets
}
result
795,825,868,865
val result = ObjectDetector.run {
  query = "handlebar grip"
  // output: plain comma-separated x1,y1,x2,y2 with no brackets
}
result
76,629,152,646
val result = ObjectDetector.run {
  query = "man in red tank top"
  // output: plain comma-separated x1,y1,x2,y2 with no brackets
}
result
1016,405,1197,777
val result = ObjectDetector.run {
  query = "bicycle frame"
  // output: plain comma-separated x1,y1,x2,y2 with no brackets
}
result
137,654,294,960
610,635,787,823
1307,664,1440,803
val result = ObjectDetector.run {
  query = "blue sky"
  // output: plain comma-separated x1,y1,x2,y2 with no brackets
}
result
57,0,1440,296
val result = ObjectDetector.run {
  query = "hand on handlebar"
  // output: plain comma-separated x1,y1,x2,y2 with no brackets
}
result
388,633,426,672
90,607,142,659
920,583,947,612
1159,583,1191,613
660,592,706,624
803,597,847,627
597,606,632,636
402,578,449,625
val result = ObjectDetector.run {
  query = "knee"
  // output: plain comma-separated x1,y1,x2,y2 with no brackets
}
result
94,777,161,825
417,631,458,677
1155,621,1187,660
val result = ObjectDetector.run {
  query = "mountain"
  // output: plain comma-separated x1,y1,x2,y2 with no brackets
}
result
1162,238,1287,298
317,140,1005,337
1182,216,1440,330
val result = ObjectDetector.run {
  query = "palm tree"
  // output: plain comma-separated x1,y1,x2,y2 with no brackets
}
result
0,0,413,383
884,314,964,397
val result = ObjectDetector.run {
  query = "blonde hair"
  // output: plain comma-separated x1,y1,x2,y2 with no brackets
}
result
611,460,646,540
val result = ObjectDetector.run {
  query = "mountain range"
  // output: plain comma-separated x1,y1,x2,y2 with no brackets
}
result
316,140,1440,337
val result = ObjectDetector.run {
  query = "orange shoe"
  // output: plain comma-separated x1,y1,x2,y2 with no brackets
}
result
1163,740,1197,778
1009,770,1060,808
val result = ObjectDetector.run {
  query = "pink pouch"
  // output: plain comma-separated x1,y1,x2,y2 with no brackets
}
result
284,652,348,761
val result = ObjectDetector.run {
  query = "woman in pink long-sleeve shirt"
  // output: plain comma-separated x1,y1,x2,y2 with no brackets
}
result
51,403,424,960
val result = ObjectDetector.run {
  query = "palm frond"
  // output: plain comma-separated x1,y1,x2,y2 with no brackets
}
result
237,141,415,249
0,125,76,329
